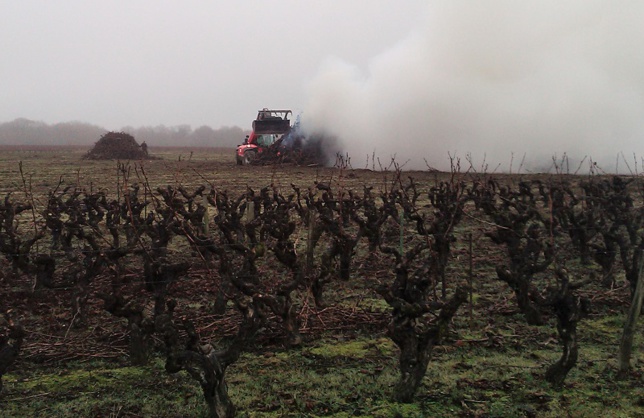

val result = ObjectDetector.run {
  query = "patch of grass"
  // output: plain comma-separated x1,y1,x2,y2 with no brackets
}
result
8,307,643,416
306,337,394,358
226,336,407,417
1,359,207,417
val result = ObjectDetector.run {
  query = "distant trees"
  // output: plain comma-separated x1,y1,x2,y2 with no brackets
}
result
0,118,248,148
190,126,217,147
0,118,104,146
122,124,247,147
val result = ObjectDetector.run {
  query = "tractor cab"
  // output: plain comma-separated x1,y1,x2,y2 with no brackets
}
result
236,109,292,165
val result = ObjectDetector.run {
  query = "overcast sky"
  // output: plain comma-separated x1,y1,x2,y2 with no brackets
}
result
0,1,426,129
3,1,644,171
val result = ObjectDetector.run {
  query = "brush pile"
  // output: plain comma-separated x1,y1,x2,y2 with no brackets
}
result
84,131,153,160
252,134,331,166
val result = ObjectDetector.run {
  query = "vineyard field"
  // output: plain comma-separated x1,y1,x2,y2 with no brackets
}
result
0,146,643,418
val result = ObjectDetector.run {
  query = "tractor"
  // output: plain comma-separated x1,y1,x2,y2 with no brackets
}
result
236,109,292,165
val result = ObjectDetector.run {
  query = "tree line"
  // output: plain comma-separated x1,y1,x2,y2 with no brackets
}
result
0,118,248,148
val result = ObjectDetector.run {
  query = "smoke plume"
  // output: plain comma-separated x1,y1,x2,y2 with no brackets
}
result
301,1,644,172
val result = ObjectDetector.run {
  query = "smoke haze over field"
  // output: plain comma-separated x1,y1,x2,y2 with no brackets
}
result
301,1,644,172
4,1,644,171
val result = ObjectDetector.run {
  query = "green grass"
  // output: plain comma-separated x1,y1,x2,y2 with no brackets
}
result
2,359,206,417
4,327,644,417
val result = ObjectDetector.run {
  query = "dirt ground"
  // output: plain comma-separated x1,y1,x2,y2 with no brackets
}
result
0,145,445,363
0,145,445,196
0,146,643,417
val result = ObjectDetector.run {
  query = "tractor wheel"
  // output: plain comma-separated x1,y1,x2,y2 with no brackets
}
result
242,150,257,165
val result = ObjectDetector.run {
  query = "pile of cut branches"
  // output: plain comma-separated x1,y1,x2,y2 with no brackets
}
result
84,131,155,160
252,134,330,167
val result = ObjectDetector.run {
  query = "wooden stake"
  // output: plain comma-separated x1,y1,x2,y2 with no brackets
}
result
247,201,255,223
399,212,404,254
618,252,644,374
202,194,209,235
306,211,315,273
469,232,473,329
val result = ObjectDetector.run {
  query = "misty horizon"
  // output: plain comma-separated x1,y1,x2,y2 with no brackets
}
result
0,117,249,148
3,2,644,172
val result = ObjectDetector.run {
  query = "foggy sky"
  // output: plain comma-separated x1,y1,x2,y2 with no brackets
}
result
0,1,425,128
3,2,644,172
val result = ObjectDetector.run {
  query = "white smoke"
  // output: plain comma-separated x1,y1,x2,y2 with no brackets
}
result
301,1,644,172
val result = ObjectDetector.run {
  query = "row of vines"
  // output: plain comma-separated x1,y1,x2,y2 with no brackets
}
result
1,162,644,417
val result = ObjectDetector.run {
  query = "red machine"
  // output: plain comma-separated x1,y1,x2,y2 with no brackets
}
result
236,109,292,165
